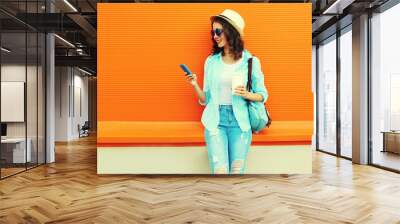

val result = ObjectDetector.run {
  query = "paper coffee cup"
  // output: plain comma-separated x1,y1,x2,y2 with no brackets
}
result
232,73,243,94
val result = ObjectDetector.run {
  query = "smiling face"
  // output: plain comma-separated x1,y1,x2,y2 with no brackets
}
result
210,18,244,60
212,22,227,48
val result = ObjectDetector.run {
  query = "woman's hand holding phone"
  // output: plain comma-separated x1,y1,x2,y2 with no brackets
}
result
180,64,205,104
180,64,198,86
185,73,198,86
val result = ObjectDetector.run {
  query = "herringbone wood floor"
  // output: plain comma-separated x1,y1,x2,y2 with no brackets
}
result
1,136,400,224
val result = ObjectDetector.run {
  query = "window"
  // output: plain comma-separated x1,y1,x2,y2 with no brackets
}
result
340,28,352,158
371,2,400,171
318,35,337,154
0,1,46,179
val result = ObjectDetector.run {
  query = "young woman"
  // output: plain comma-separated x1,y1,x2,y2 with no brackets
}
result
186,9,268,174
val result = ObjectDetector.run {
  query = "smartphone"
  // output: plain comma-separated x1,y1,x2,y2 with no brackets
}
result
179,64,192,76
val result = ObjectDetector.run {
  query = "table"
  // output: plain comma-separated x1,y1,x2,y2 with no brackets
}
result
381,131,400,154
1,138,32,163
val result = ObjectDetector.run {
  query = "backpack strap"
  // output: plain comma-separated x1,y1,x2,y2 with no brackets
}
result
246,58,253,92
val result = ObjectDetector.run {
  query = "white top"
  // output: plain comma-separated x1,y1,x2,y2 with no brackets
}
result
218,55,243,105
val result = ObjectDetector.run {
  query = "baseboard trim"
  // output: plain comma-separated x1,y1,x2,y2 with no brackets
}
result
97,145,312,174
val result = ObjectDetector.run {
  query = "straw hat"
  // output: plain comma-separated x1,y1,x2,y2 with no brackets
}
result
211,9,245,36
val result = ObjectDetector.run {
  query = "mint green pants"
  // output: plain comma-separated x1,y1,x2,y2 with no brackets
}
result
205,105,252,174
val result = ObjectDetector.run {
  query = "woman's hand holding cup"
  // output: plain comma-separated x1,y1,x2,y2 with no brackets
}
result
232,73,248,98
234,85,249,99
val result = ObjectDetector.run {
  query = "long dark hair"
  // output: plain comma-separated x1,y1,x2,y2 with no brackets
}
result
211,17,244,61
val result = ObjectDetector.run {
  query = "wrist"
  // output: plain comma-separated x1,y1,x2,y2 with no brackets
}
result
192,82,199,87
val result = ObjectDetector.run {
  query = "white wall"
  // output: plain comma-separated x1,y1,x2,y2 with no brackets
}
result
1,82,25,122
55,67,89,141
1,64,26,81
73,73,89,138
1,63,46,164
1,65,38,138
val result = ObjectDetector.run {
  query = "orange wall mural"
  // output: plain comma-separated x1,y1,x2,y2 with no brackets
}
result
98,3,312,123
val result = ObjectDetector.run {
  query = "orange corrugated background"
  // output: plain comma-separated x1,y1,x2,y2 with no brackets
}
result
98,3,312,122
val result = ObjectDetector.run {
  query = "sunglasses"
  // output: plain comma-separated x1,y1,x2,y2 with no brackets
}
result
211,28,224,37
